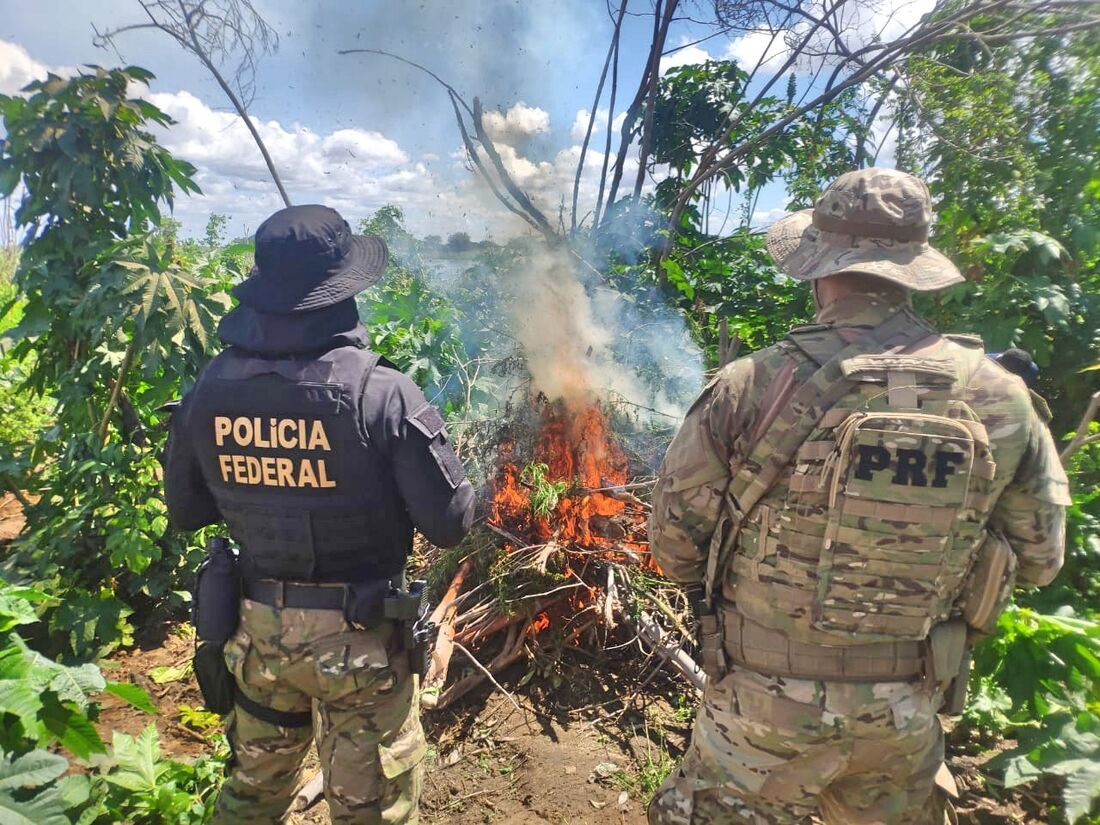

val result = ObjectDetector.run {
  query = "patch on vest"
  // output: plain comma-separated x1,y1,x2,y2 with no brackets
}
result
406,403,446,439
841,415,976,505
841,354,957,383
406,404,465,489
852,443,968,488
212,415,337,489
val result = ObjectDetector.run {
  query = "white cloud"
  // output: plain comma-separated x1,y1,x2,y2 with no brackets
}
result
570,107,629,141
660,44,713,74
0,40,46,95
749,205,789,229
571,108,605,141
480,102,551,145
134,89,456,237
0,39,76,95
726,30,790,71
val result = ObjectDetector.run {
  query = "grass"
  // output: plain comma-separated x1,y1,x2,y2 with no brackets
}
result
612,723,678,803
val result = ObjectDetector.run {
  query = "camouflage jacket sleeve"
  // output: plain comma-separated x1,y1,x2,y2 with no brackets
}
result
649,360,756,583
988,406,1071,587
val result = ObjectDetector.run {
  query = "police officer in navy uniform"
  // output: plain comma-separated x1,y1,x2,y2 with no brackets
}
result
164,204,474,824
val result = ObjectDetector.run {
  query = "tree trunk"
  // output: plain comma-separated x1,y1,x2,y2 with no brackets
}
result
632,0,678,201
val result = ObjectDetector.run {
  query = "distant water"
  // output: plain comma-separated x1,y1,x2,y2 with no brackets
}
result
422,253,479,288
420,254,477,286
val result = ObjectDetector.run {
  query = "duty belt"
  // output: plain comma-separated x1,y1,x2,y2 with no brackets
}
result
241,577,423,629
723,612,926,682
242,579,349,610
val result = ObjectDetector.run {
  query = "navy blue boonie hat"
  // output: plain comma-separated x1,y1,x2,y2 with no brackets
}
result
233,204,388,314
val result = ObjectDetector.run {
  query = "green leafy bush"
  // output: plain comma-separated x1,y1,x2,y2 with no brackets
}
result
88,725,225,823
968,607,1100,822
0,580,223,823
0,68,235,656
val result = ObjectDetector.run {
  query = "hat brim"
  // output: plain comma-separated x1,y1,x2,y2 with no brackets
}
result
765,210,964,292
233,234,389,314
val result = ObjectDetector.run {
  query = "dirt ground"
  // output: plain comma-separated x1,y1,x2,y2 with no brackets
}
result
0,492,1052,824
95,616,1058,825
0,492,26,544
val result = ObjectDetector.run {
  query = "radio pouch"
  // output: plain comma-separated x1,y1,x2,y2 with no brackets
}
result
960,530,1018,635
193,537,240,644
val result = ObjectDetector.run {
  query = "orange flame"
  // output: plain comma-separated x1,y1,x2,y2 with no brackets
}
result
488,401,651,563
531,612,551,634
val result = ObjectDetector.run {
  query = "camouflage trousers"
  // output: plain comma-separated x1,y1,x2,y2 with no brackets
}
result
213,598,426,824
649,665,950,825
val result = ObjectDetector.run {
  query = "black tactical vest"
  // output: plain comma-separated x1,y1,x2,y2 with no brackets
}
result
184,346,413,583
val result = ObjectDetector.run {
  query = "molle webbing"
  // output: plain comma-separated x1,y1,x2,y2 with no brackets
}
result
703,307,935,604
723,612,925,682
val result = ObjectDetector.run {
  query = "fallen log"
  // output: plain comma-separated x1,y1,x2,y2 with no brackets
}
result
422,557,475,709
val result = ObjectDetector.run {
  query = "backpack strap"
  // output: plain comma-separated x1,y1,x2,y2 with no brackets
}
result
702,307,935,606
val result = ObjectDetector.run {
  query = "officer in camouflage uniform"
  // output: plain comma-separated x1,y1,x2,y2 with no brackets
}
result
164,205,475,823
648,169,1069,825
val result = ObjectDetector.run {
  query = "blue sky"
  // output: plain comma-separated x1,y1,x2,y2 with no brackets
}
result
1,0,923,241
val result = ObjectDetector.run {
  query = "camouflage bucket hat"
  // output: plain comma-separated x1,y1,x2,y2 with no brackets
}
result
765,168,964,291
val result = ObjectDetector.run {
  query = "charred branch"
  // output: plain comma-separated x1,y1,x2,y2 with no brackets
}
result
472,98,557,241
341,50,558,241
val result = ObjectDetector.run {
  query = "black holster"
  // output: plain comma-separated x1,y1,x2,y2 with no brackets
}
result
192,537,240,715
687,584,726,680
384,580,437,679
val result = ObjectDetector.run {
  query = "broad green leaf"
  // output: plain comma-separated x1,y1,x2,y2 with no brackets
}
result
0,751,67,791
0,788,71,825
149,662,192,685
47,663,106,706
1003,754,1042,788
0,680,42,733
104,681,156,714
0,595,39,633
107,725,163,792
39,701,105,760
1062,760,1100,823
53,774,91,810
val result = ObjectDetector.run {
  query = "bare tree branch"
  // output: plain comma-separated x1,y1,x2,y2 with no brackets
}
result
593,7,625,228
470,98,556,240
633,0,680,201
1061,391,1100,465
572,0,629,234
342,50,556,240
649,0,1095,262
96,0,291,206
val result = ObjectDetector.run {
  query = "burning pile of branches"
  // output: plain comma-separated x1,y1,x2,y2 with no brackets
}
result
417,397,702,710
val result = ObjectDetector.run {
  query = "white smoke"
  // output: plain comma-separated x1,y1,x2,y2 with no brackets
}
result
498,248,703,422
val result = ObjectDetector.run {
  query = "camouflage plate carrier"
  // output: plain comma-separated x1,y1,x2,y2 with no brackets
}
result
698,307,1008,687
